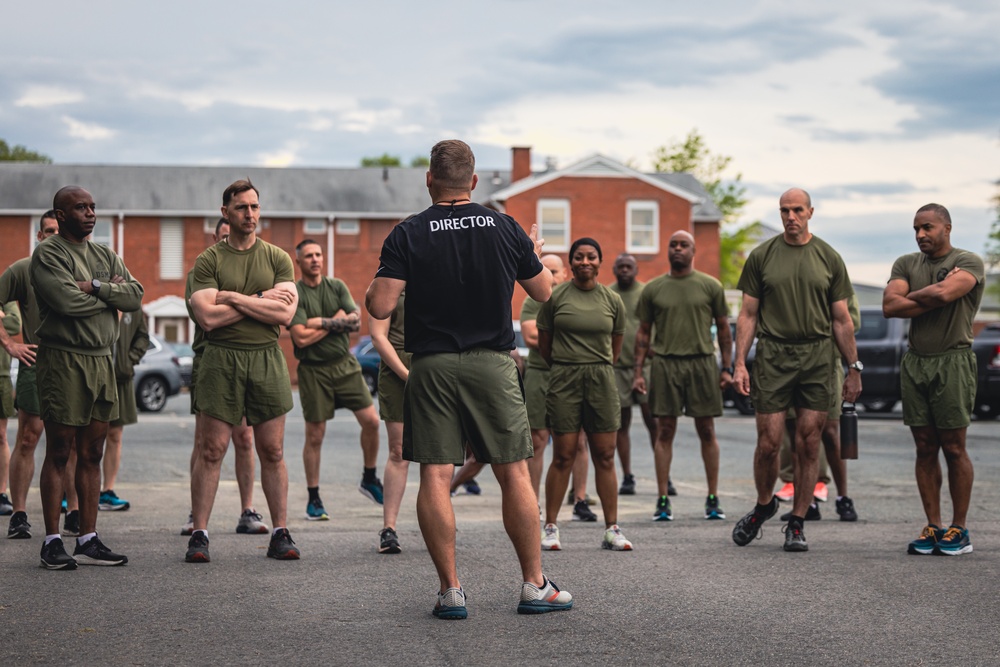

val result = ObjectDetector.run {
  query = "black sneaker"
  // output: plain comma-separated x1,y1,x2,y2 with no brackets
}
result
667,478,678,496
267,528,301,560
462,479,482,495
780,503,821,522
185,531,210,563
7,511,32,539
40,537,78,570
0,492,12,515
836,496,858,522
378,527,401,554
705,494,726,520
652,495,673,522
73,535,128,566
782,522,808,552
62,510,80,537
618,474,636,495
732,496,779,546
572,499,598,522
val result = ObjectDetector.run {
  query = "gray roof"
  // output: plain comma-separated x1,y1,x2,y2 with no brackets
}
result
0,162,716,220
0,163,513,217
648,172,723,221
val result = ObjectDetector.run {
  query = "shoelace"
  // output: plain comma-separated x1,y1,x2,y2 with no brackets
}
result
940,527,962,543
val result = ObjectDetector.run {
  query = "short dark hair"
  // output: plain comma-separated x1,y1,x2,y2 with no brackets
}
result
295,238,322,254
429,140,475,191
916,203,951,225
39,209,58,229
214,217,229,237
570,237,603,262
222,179,259,207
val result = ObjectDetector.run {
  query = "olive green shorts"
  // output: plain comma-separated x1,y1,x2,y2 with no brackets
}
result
650,355,723,418
522,366,551,430
751,337,835,414
786,356,845,421
901,348,976,429
111,378,138,427
0,376,14,419
14,363,40,416
37,347,118,426
403,349,532,465
194,343,293,426
615,365,650,407
546,363,621,435
298,355,374,423
189,356,201,416
377,350,411,423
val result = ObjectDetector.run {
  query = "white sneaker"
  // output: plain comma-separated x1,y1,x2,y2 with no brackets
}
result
602,524,633,551
518,577,573,614
180,512,194,536
541,523,561,551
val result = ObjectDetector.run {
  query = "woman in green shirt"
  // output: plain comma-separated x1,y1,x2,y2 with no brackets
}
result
537,238,632,551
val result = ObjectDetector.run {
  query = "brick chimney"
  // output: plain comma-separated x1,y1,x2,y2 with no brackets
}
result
511,146,532,183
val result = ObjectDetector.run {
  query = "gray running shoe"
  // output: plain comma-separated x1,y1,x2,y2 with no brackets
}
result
185,531,210,563
518,578,573,614
236,509,269,534
8,511,32,539
266,528,300,560
180,512,194,536
782,522,808,552
732,496,780,546
433,587,467,620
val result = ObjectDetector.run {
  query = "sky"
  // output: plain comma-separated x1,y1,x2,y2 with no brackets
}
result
2,1,998,285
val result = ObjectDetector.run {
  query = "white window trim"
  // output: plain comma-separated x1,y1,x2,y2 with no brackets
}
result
335,219,359,235
91,217,115,249
626,200,659,254
204,217,219,233
303,218,327,234
537,198,570,252
159,218,184,280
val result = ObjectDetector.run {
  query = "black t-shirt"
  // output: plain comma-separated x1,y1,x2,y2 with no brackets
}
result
376,202,543,354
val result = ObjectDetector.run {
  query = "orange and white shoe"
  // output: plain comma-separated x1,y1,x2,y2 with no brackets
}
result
813,482,829,503
775,482,795,502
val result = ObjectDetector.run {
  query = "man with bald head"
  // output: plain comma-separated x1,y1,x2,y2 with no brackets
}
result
31,186,144,568
731,188,861,552
633,231,731,522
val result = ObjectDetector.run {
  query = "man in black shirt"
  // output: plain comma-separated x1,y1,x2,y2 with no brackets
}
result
366,140,572,619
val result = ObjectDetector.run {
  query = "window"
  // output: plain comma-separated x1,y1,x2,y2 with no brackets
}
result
91,218,114,249
537,199,570,252
303,218,327,234
336,219,359,235
627,201,658,254
203,217,219,233
160,219,184,279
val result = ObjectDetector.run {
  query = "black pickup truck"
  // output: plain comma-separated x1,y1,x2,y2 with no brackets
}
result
972,325,1000,419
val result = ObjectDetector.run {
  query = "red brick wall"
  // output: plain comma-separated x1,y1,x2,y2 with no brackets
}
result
503,176,709,314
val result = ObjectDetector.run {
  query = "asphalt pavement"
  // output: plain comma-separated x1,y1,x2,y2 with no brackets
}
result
2,394,999,666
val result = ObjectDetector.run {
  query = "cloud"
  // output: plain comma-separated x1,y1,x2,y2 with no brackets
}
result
15,85,83,108
62,116,115,141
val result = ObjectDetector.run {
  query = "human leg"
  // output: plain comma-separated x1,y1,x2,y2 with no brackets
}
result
528,428,549,499
910,426,943,527
302,420,326,489
616,405,633,480
74,419,110,536
694,416,720,496
544,432,578,525
938,427,973,528
232,419,256,511
382,421,408,529
789,408,825,520
9,409,43,513
40,422,74,536
356,405,381,469
588,431,619,527
653,416,678,496
191,414,234,532
103,424,123,493
491,460,544,587
417,463,460,592
253,415,289,531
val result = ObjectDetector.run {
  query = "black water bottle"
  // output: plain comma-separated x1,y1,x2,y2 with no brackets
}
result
840,402,858,460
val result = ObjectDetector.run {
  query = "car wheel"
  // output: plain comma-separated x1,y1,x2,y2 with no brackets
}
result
861,399,897,413
363,370,377,395
137,375,168,412
973,403,1000,420
733,393,755,416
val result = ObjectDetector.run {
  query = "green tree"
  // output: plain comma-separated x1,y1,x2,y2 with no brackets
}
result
360,153,402,167
0,139,52,163
410,155,429,167
651,129,757,286
984,180,1000,298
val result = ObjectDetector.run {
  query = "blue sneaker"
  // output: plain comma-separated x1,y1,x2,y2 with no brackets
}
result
907,524,944,555
305,498,329,521
933,525,973,556
518,578,573,614
358,478,384,505
61,497,67,514
652,495,672,522
432,587,467,620
462,479,482,495
705,494,726,520
99,490,131,511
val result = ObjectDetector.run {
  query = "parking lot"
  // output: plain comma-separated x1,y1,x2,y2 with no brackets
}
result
2,393,999,666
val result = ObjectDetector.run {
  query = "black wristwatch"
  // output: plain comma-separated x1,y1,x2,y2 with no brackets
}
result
91,278,102,294
721,366,734,375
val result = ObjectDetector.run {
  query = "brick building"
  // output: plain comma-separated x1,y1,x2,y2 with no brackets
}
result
0,147,720,383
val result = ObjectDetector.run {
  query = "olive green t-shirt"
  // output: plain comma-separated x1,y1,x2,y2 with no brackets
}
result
185,270,206,355
519,296,548,371
609,280,646,368
737,235,852,341
291,277,358,362
889,247,984,353
190,239,294,347
30,234,144,355
0,301,21,379
0,258,41,347
387,291,406,352
638,271,726,357
113,310,150,380
537,282,625,365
